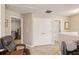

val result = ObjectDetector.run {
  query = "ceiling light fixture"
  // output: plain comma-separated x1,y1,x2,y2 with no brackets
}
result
45,10,53,13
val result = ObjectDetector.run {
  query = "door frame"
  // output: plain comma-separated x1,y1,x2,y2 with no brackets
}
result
10,16,23,44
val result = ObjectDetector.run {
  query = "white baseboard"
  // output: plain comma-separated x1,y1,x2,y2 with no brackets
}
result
25,41,55,48
32,42,55,47
25,44,34,48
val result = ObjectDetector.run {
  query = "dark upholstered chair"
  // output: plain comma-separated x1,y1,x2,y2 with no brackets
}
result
61,41,67,55
0,36,30,55
0,39,4,49
61,41,79,55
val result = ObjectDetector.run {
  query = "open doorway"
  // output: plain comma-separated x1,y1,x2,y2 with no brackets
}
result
10,17,23,44
52,20,61,41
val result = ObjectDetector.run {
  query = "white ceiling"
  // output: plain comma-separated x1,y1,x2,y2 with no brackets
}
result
6,4,79,16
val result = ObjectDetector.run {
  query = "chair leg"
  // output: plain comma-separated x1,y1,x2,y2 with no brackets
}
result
23,48,31,55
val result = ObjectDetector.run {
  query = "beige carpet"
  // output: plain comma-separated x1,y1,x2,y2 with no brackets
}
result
29,44,61,55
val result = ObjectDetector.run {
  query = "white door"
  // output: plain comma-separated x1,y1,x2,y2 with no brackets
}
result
33,18,52,46
54,20,60,33
53,20,60,40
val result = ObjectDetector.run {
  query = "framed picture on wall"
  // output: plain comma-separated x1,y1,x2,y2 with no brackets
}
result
64,21,69,30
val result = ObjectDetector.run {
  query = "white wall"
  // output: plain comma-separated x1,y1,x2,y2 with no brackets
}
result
0,5,1,38
0,4,5,38
0,4,1,18
22,13,33,46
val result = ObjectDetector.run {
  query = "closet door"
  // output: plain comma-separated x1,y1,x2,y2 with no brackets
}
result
33,18,52,46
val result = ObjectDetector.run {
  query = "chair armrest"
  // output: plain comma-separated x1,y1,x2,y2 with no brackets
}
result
0,49,5,52
16,44,26,50
16,44,31,55
0,49,7,52
16,44,26,47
